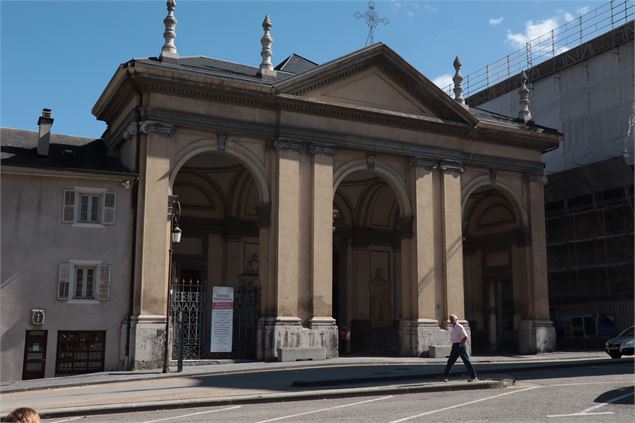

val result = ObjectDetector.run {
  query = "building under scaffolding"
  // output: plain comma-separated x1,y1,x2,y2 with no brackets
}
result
461,1,634,347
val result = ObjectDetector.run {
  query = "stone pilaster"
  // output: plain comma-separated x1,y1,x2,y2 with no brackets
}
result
130,128,176,369
441,163,465,319
310,149,334,319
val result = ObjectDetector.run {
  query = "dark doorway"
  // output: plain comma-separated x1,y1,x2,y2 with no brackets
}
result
484,279,514,351
22,330,47,380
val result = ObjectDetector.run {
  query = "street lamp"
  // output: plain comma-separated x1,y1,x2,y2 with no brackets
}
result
163,196,181,373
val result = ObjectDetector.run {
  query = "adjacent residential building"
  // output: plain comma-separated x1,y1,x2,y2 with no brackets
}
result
1,116,136,381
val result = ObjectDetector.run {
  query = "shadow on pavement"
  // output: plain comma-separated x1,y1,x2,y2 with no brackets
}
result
594,386,634,405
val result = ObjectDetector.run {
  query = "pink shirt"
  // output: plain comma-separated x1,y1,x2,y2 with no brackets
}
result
451,322,468,343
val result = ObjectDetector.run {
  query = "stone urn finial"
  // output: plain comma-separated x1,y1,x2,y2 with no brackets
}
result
260,15,274,72
160,0,178,60
518,71,533,123
452,56,466,106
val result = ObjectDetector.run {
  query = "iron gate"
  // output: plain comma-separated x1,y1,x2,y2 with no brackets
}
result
231,287,260,359
171,281,260,359
171,278,204,359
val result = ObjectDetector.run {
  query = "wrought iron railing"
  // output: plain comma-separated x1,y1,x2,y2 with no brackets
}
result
442,0,634,98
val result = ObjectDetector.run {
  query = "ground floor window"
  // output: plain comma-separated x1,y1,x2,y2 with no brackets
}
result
55,331,105,375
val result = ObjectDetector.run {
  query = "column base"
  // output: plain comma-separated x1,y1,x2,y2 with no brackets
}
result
128,314,167,370
257,316,338,360
518,320,556,354
399,319,461,357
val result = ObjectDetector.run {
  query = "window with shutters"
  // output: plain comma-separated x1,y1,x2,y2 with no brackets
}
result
57,261,111,302
62,188,116,226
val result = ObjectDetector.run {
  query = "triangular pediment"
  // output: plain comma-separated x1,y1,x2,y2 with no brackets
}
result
275,43,477,126
302,68,434,116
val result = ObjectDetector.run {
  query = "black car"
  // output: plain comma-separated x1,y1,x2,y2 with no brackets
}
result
605,326,634,359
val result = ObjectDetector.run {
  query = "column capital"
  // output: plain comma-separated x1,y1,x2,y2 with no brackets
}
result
439,159,464,174
272,137,305,152
139,120,176,137
410,157,439,170
308,144,336,156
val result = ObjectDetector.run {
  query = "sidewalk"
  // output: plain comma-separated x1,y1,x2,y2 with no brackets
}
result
0,351,618,419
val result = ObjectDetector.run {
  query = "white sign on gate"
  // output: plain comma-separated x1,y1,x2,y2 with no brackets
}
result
210,286,234,352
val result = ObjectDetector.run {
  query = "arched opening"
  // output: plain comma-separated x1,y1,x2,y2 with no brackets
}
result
333,170,403,355
171,151,262,359
463,186,524,353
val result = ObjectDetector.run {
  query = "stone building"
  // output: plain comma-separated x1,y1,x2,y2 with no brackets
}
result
1,3,562,380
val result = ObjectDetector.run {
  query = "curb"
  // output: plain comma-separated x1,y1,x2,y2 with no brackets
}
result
0,356,613,394
21,379,513,420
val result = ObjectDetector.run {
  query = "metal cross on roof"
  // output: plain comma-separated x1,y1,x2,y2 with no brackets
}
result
354,1,389,47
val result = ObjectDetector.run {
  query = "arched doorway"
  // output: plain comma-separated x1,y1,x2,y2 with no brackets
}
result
171,151,262,359
463,186,525,352
333,170,403,355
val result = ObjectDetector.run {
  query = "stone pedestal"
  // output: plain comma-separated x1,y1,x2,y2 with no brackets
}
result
518,320,556,354
399,319,459,357
129,314,166,369
257,316,338,360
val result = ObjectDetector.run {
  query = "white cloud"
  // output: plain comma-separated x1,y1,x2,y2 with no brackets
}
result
564,12,575,23
578,6,590,15
432,74,454,90
390,0,402,9
407,11,414,17
489,16,504,26
506,18,559,48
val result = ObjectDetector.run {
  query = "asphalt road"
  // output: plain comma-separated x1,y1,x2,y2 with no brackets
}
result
40,362,634,423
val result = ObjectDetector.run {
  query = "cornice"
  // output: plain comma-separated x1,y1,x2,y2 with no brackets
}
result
1,164,137,180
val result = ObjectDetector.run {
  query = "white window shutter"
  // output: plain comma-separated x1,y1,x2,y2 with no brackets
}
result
97,264,111,300
102,192,116,225
63,190,76,223
57,262,71,300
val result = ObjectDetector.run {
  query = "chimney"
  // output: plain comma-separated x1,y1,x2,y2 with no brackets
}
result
37,108,53,156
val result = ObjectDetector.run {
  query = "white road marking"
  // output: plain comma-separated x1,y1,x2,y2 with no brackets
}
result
141,405,241,423
49,417,85,423
546,390,633,418
389,387,539,423
254,395,394,423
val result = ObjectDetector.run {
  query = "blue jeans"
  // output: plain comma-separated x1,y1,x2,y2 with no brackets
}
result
443,343,477,379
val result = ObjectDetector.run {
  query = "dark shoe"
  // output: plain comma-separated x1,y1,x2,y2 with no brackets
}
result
438,375,448,382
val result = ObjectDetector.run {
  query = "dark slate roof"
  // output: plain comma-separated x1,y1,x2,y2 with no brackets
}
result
470,107,560,134
274,53,319,74
134,56,300,85
1,128,132,174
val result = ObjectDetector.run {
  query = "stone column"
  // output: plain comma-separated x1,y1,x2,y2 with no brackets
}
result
128,121,176,369
441,161,465,320
307,145,337,357
519,174,556,353
400,160,444,356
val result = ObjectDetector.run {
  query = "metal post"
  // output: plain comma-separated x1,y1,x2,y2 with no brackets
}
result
177,310,184,372
162,244,173,373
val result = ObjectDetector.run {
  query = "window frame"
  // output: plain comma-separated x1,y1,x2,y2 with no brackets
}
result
62,187,116,227
58,260,111,303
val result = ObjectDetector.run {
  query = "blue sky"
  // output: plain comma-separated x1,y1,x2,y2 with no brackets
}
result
1,0,601,138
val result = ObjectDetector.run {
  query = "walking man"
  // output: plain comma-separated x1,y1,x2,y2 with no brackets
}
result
441,313,478,382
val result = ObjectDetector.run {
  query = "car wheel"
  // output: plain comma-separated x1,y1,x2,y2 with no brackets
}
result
609,352,622,359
